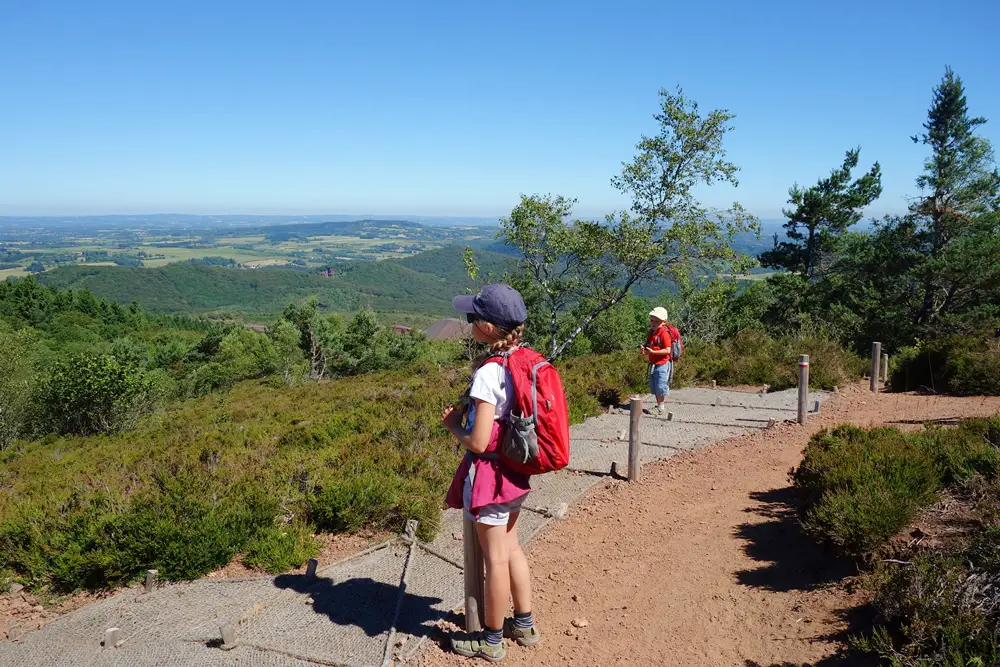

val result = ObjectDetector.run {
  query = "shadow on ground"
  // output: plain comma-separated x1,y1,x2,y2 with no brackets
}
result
274,574,444,638
736,487,879,667
735,487,854,592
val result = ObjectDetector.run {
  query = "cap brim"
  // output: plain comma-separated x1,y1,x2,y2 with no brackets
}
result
451,295,477,314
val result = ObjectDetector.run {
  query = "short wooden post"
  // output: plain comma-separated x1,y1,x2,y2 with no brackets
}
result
104,627,121,649
610,461,619,478
871,342,881,393
798,355,809,425
144,569,158,593
628,397,642,482
218,620,238,650
881,353,889,383
462,517,485,632
305,558,319,578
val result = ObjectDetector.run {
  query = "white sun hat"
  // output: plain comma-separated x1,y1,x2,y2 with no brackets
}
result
649,307,668,321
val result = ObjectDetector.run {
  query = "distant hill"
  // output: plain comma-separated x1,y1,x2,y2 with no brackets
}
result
391,246,515,282
34,247,515,315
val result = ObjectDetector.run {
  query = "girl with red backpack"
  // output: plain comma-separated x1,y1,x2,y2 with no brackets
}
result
442,284,546,661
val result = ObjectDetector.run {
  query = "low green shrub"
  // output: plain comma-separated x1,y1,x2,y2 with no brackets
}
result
36,352,156,436
855,518,1000,666
242,521,319,574
792,419,1000,559
557,351,649,421
891,336,1000,395
677,330,866,390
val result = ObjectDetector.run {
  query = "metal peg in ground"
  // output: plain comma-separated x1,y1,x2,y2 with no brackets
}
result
628,397,642,482
871,342,882,393
305,558,319,578
798,355,809,425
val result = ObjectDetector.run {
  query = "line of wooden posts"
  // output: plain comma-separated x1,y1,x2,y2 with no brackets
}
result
462,343,889,631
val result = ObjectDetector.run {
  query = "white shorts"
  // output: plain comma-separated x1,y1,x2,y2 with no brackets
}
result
462,464,528,526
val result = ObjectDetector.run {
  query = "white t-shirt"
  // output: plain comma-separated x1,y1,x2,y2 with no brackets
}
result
465,361,513,429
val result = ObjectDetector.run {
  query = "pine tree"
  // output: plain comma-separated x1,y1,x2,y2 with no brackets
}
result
911,67,1000,325
761,148,881,278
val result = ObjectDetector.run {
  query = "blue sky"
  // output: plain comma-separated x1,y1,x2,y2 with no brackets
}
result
1,0,998,219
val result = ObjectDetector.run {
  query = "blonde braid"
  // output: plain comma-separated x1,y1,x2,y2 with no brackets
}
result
490,323,525,354
469,322,526,370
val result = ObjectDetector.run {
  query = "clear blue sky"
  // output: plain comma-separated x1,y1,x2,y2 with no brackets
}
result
2,0,998,219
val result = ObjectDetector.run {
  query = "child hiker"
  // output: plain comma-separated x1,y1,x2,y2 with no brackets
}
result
442,284,541,662
641,306,673,414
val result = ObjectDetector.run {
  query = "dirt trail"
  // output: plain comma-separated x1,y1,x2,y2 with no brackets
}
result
417,384,1000,667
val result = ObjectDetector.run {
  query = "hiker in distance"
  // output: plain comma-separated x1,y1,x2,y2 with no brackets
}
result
442,283,568,662
641,306,682,415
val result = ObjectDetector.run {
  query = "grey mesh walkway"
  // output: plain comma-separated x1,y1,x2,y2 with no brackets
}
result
0,387,827,667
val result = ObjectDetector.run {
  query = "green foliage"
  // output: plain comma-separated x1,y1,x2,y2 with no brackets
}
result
760,148,882,278
669,330,865,391
37,353,156,436
242,521,319,574
891,336,1000,395
504,87,758,360
744,69,1000,363
36,260,463,315
792,419,1000,558
0,326,39,449
855,506,1000,666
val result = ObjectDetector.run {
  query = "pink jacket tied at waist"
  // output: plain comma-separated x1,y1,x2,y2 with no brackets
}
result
446,421,530,515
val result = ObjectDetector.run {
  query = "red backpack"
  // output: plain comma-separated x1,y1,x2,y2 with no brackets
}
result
485,347,570,476
665,325,683,361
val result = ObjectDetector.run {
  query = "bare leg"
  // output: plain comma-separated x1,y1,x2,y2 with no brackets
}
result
506,511,532,614
476,522,511,631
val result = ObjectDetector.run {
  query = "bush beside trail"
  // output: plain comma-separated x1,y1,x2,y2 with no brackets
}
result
890,335,1000,396
792,417,1000,664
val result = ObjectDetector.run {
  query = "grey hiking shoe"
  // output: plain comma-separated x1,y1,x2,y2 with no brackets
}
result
503,618,542,647
450,631,506,662
643,404,666,416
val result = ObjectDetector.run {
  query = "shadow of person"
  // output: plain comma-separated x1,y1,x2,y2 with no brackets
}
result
274,574,444,639
734,487,854,593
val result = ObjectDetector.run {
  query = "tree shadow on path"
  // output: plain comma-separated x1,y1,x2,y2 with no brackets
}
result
736,487,879,667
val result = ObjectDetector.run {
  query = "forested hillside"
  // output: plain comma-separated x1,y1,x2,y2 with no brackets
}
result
32,247,514,315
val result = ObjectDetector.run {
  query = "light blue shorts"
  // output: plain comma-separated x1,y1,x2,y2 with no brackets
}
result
649,362,671,397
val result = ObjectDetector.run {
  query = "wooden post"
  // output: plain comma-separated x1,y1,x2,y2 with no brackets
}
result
871,342,881,393
798,355,809,425
305,558,319,578
144,569,158,593
881,353,889,383
628,397,642,482
462,517,485,632
104,627,121,649
218,620,238,651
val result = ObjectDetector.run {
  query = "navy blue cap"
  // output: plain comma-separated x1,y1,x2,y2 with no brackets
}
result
452,284,527,332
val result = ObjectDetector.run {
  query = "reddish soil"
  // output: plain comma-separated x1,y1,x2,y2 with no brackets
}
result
417,383,1000,666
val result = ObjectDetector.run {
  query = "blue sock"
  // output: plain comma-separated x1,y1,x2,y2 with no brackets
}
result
484,626,503,645
514,611,533,629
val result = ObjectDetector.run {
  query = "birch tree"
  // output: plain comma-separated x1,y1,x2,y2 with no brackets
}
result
502,87,759,359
